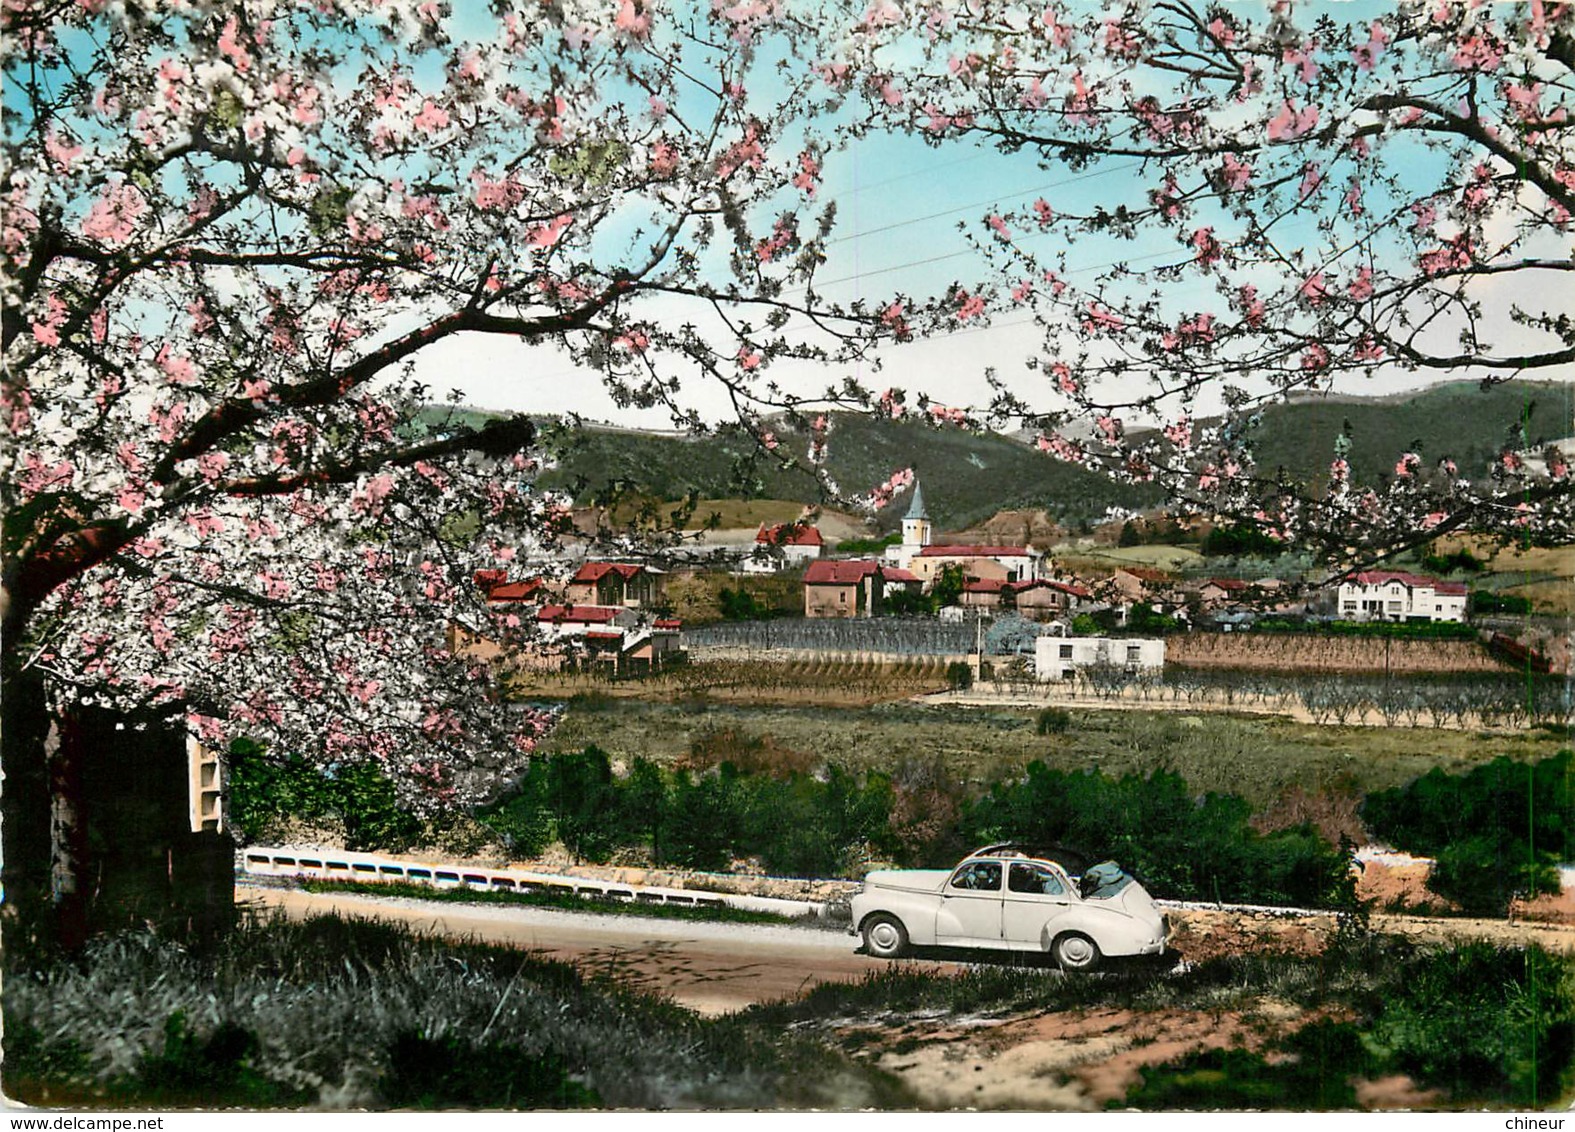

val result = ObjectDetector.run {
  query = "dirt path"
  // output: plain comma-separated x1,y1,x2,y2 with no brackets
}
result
241,884,948,1015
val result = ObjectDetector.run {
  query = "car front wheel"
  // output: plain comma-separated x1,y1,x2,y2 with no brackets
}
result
862,914,909,959
1052,931,1101,972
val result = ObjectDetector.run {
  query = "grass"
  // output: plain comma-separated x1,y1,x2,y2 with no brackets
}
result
3,913,907,1110
297,878,796,926
539,697,1568,811
747,933,1575,1110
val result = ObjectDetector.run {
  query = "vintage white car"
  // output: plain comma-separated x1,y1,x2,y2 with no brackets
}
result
849,845,1169,970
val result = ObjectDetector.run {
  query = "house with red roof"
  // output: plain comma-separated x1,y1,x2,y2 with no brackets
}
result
910,543,1042,586
803,559,893,618
1012,578,1090,621
564,561,665,608
742,522,825,573
1337,571,1468,623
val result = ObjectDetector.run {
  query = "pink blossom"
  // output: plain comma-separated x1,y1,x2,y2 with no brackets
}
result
1052,362,1078,396
1394,452,1420,478
1190,226,1221,265
1351,21,1390,70
1011,278,1034,303
1299,272,1328,306
1063,72,1095,127
117,486,146,514
30,293,67,347
1349,267,1374,301
878,388,906,418
1267,100,1319,141
1102,19,1140,58
257,571,292,601
649,140,680,179
1035,433,1084,463
614,328,650,354
1352,336,1385,362
150,401,187,444
412,100,450,133
242,378,272,401
717,122,766,177
1164,416,1192,448
860,0,902,31
81,183,146,245
1419,234,1472,276
218,16,252,73
154,342,197,384
615,0,651,38
526,213,573,250
1219,154,1253,192
956,290,985,320
986,213,1010,241
44,129,83,170
1453,33,1505,71
1020,77,1047,110
353,473,396,515
1095,415,1122,442
1032,198,1053,227
1421,511,1448,530
760,430,779,450
1301,344,1330,371
791,150,821,197
737,346,762,370
1299,163,1323,202
1282,42,1320,84
1081,302,1125,333
197,452,228,482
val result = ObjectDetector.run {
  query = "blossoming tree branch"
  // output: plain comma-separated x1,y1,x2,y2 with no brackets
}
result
0,0,956,829
849,0,1573,564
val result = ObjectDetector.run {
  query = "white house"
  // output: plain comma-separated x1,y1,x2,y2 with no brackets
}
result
1336,571,1468,623
742,522,825,573
1034,636,1166,682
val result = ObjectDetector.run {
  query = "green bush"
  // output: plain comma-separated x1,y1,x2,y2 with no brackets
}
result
945,661,974,691
1035,707,1072,735
1469,590,1532,615
226,739,421,851
382,1033,597,1109
1365,943,1575,1106
966,763,1351,907
1362,751,1573,914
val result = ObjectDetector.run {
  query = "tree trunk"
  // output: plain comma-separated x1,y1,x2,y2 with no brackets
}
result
46,711,89,953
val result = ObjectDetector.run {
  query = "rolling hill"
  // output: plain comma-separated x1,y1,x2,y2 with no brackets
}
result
428,379,1570,534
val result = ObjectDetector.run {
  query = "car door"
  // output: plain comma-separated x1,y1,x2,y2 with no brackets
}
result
1002,861,1076,950
935,859,1006,947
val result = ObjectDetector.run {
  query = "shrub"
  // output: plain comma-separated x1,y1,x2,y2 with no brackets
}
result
1362,751,1573,915
381,1033,597,1109
1469,590,1532,615
1035,707,1072,736
965,763,1351,907
945,661,974,691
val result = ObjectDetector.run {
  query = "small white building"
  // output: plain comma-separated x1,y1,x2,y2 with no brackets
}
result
1336,571,1468,623
1035,636,1165,682
742,522,825,573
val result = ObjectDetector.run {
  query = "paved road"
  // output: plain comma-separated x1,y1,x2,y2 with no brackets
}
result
240,884,947,1015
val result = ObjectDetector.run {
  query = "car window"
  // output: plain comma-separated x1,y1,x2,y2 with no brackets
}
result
949,861,1002,891
1008,862,1066,896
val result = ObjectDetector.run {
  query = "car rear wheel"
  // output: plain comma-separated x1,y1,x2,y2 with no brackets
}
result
1052,932,1101,972
862,914,909,959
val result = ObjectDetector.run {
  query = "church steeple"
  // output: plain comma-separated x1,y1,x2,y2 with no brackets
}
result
901,478,931,550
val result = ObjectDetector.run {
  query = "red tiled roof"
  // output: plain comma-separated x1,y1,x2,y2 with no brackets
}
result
917,544,1035,558
756,523,824,547
1206,578,1250,591
882,567,921,583
653,618,683,630
804,559,883,585
487,578,545,603
1045,580,1091,597
584,631,623,642
1351,570,1463,594
537,604,622,624
963,579,1010,593
571,561,644,584
474,569,508,591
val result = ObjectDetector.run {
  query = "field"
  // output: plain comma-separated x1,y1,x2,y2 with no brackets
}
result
1433,537,1575,614
1051,544,1207,574
538,695,1568,812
